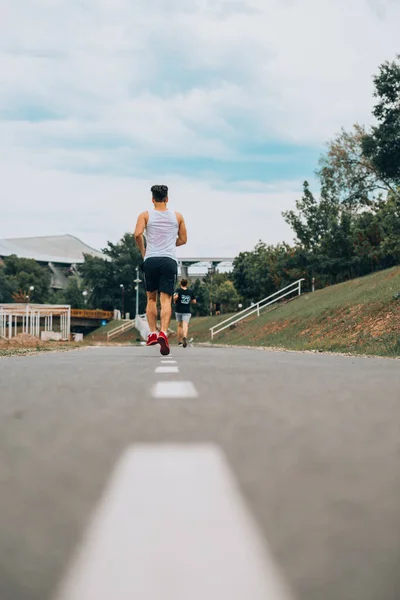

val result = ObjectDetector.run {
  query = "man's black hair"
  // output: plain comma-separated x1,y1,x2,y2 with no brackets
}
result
151,184,168,203
181,278,188,287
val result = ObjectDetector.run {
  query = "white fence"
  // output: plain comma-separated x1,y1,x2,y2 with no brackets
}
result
0,304,71,341
210,279,305,340
107,320,136,341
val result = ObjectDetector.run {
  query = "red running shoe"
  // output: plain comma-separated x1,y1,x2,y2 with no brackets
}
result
146,333,158,346
158,331,170,356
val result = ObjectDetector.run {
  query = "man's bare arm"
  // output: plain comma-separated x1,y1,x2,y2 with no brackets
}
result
134,212,148,258
176,212,187,247
191,299,197,304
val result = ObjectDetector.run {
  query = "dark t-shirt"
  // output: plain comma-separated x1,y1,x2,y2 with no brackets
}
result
175,288,195,313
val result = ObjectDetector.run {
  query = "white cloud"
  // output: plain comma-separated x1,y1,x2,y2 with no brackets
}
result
1,0,399,253
2,0,399,149
0,161,296,255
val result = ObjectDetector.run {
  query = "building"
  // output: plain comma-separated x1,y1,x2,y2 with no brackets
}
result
0,234,107,290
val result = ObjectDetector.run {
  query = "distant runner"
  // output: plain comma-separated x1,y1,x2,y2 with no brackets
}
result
134,184,187,356
174,279,196,348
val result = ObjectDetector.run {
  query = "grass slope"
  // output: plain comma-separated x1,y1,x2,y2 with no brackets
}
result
189,267,400,357
85,320,140,343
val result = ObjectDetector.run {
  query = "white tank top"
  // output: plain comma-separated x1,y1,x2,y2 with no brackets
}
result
144,208,179,262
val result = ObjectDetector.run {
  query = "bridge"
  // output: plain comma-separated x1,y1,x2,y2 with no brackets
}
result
177,257,234,278
70,309,114,328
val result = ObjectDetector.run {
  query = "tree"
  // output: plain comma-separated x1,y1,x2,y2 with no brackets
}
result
373,192,400,265
282,181,340,252
233,242,304,301
79,255,115,310
2,255,51,303
62,276,86,309
187,272,242,314
362,56,400,190
232,58,400,297
79,233,146,314
212,280,240,311
317,124,390,210
190,279,210,316
0,266,13,302
233,244,278,301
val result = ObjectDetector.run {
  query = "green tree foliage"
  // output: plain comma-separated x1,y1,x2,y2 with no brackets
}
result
79,233,146,314
1,256,51,303
189,279,210,316
233,242,307,300
201,271,242,313
317,125,390,210
235,177,400,302
188,273,242,315
79,255,115,310
362,56,400,190
281,181,384,288
376,193,400,263
0,265,13,302
283,181,340,251
61,276,86,309
213,280,240,307
352,192,400,269
233,245,274,301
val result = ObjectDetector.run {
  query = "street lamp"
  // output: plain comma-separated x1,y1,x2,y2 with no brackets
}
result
82,290,88,307
134,266,142,318
120,284,125,319
27,285,34,303
208,266,214,316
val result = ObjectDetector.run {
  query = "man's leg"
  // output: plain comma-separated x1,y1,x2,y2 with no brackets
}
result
182,315,190,348
143,258,160,345
157,259,177,356
160,293,173,333
177,321,184,342
146,291,158,333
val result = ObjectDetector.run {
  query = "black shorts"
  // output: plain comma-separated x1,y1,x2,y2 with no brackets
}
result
143,257,178,296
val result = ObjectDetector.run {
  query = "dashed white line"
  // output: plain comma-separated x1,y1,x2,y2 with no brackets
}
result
53,445,294,600
161,360,177,364
152,381,198,398
155,366,179,374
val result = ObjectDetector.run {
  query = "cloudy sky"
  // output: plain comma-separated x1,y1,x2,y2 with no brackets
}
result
1,0,399,257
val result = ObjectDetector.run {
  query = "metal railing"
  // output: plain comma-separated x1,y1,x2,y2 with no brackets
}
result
210,279,305,339
107,320,135,341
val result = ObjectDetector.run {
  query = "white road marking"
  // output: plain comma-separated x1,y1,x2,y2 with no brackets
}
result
161,360,177,364
53,445,294,600
155,366,179,374
152,381,198,398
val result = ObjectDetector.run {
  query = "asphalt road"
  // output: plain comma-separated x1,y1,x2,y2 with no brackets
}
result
1,345,400,600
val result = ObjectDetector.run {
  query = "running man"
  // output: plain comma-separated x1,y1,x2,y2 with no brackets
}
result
134,184,187,355
174,279,196,348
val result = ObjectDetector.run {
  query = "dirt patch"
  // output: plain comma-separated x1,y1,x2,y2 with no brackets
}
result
382,270,400,282
8,334,42,348
249,319,293,342
0,334,70,349
298,302,400,344
0,334,41,349
266,319,293,334
358,308,400,338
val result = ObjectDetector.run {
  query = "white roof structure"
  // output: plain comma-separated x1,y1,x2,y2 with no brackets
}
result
0,235,106,265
